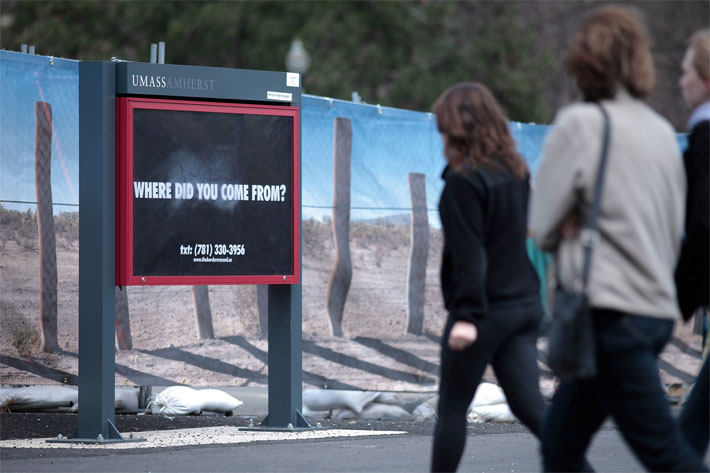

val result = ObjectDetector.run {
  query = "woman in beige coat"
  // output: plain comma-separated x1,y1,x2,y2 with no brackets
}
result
529,6,707,472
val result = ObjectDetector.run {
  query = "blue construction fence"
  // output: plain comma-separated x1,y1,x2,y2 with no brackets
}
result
2,50,688,222
0,50,564,225
3,51,694,320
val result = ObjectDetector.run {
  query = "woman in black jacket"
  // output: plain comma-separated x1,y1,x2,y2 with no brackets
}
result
676,29,709,325
430,82,545,472
677,28,710,460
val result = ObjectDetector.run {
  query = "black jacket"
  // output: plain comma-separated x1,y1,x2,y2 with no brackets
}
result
675,120,710,320
438,163,540,325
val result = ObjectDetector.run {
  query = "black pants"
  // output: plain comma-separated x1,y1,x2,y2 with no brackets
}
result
680,355,710,459
431,298,545,472
541,309,708,472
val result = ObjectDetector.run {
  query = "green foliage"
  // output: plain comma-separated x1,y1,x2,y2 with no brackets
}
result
351,219,410,250
0,204,78,242
54,210,79,240
3,0,550,121
11,325,40,359
0,205,36,244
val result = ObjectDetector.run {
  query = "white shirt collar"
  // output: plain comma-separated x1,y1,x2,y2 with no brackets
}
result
687,101,710,131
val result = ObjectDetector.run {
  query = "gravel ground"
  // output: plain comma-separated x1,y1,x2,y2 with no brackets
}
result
0,412,530,441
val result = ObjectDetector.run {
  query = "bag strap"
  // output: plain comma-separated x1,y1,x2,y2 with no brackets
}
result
578,104,611,290
554,104,611,293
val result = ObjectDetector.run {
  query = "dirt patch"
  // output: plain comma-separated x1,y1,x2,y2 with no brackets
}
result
0,211,449,390
0,208,704,391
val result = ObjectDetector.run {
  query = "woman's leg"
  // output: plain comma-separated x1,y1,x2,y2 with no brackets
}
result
491,326,546,437
431,318,501,472
594,311,708,472
541,378,607,472
679,356,710,458
489,300,546,436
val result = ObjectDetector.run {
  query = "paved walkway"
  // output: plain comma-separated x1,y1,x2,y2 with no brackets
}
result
1,426,644,473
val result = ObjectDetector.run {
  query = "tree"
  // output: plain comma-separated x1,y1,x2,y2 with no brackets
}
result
2,0,551,122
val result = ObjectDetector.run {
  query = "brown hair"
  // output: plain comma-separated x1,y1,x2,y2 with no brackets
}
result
566,5,655,101
432,82,527,179
689,29,710,81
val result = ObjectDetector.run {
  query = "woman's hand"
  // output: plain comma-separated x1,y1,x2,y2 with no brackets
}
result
448,321,478,351
561,213,581,239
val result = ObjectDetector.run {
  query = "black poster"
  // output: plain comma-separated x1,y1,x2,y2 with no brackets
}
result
131,108,293,277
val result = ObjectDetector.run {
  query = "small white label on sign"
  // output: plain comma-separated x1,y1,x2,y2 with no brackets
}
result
267,91,293,102
266,90,293,102
286,72,300,88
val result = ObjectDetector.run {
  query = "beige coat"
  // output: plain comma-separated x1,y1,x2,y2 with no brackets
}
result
529,90,685,320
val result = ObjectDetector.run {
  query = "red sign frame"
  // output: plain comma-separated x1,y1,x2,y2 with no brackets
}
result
116,97,300,286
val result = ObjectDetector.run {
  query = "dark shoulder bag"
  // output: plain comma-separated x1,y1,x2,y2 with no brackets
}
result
547,105,611,382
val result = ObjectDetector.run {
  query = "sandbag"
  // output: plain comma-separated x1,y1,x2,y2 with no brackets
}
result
114,387,140,411
0,386,140,412
374,392,402,405
0,385,78,409
302,405,330,419
412,395,438,422
149,386,242,415
302,389,379,414
150,386,204,415
331,402,411,420
470,382,506,408
359,402,411,420
467,403,515,423
331,407,358,420
198,389,243,413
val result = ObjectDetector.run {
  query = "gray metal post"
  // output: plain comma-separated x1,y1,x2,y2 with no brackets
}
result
150,44,157,64
52,61,143,444
263,283,309,428
158,42,166,64
77,60,118,439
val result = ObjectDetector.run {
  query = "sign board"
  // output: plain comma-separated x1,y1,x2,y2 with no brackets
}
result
116,97,299,285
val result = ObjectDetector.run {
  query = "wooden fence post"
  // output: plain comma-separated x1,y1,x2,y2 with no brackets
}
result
257,285,268,337
115,287,133,350
326,118,352,337
34,101,59,352
192,285,214,339
406,172,428,335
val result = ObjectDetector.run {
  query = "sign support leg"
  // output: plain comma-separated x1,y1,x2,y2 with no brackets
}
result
49,60,143,444
241,283,322,431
